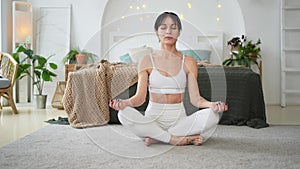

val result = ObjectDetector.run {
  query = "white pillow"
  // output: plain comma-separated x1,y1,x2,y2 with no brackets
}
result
129,46,153,63
198,43,212,51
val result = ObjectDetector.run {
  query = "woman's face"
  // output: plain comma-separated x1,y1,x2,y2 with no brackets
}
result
156,16,180,45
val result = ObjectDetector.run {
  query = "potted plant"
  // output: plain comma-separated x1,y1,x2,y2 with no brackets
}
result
227,35,245,55
223,35,261,69
13,45,58,109
62,47,98,64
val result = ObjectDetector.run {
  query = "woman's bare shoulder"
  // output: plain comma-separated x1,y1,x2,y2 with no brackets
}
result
184,55,197,65
138,55,152,72
183,55,198,74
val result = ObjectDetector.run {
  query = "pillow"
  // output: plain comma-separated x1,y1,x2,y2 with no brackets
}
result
198,43,212,51
194,50,212,61
129,46,153,63
119,53,132,62
0,77,11,89
180,49,212,62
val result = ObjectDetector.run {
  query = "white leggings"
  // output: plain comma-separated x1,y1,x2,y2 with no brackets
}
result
118,101,220,143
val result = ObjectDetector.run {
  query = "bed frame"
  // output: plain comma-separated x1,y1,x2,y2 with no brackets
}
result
107,31,223,64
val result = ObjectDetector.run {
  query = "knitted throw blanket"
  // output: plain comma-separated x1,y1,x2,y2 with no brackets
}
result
62,61,138,128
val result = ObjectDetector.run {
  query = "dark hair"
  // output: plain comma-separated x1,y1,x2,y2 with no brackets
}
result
154,12,182,31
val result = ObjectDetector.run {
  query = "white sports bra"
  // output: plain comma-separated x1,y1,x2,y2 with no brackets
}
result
148,54,187,94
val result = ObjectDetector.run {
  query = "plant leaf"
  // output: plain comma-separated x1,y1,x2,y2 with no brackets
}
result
47,70,57,77
38,56,47,67
49,62,58,70
24,49,34,58
12,53,20,63
42,70,51,81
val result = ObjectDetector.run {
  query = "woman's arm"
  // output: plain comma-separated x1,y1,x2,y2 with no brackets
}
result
185,57,227,112
126,69,148,107
109,55,150,110
186,56,211,108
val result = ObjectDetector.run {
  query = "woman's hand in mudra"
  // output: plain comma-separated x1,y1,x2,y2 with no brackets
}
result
109,99,127,110
211,101,228,113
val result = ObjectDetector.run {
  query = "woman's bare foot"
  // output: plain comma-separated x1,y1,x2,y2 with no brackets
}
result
169,135,203,146
145,137,160,146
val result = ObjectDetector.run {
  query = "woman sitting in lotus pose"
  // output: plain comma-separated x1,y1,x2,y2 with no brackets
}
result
109,12,227,146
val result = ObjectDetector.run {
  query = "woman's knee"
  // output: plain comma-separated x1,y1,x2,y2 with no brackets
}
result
118,107,145,125
202,108,220,129
118,107,133,125
192,109,219,130
204,108,220,121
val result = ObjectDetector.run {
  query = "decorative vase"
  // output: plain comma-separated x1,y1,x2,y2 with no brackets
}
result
75,54,87,64
34,94,47,109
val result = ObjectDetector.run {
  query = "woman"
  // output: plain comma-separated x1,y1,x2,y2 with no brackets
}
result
109,12,227,146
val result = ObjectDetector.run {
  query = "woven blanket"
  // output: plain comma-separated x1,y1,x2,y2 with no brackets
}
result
62,60,138,128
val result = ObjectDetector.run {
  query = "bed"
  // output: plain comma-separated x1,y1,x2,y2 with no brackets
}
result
63,31,268,129
108,65,268,129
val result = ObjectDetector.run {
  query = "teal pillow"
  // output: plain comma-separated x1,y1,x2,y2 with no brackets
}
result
119,53,132,62
180,50,211,61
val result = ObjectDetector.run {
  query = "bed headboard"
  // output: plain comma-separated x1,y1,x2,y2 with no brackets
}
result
107,31,223,64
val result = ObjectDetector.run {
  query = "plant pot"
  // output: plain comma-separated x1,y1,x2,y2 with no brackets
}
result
231,46,239,52
248,53,258,60
229,50,238,59
75,54,87,64
68,57,77,64
34,94,47,109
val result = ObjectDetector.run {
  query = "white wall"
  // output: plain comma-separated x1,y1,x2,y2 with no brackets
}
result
101,0,245,62
238,0,282,105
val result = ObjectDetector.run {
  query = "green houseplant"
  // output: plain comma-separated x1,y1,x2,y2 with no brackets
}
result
13,45,58,108
227,35,244,51
223,35,261,69
62,47,98,64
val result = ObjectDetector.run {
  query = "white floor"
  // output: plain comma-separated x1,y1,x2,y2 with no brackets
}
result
0,103,66,148
0,104,300,148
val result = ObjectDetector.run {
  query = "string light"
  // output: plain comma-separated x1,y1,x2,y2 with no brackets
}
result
180,14,184,20
216,0,222,22
128,2,147,11
119,0,149,31
187,2,192,9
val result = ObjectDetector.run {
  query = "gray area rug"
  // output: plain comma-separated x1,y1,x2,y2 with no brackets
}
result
0,124,299,169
